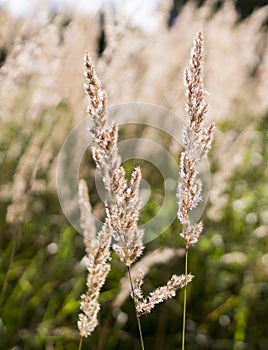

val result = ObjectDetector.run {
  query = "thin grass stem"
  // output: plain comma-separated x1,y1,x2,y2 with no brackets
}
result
128,266,145,350
182,246,189,350
78,336,83,350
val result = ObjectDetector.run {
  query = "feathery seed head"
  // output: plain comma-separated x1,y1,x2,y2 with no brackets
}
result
84,55,144,267
177,30,215,246
134,273,194,316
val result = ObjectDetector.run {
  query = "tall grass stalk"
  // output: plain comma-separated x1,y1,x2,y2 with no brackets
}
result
80,53,146,343
177,31,215,349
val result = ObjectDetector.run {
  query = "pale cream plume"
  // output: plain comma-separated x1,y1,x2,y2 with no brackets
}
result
77,178,111,337
177,31,215,248
84,52,144,267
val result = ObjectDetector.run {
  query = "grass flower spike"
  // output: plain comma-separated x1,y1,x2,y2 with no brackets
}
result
77,180,111,339
80,53,145,348
84,52,144,267
178,31,215,246
134,272,193,317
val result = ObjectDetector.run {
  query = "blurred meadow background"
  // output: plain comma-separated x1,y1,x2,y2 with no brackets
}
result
0,0,268,349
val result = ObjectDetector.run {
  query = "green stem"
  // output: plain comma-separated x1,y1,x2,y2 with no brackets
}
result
182,246,189,350
128,266,145,350
78,336,83,350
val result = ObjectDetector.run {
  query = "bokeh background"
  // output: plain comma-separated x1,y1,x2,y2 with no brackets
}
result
0,0,268,349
